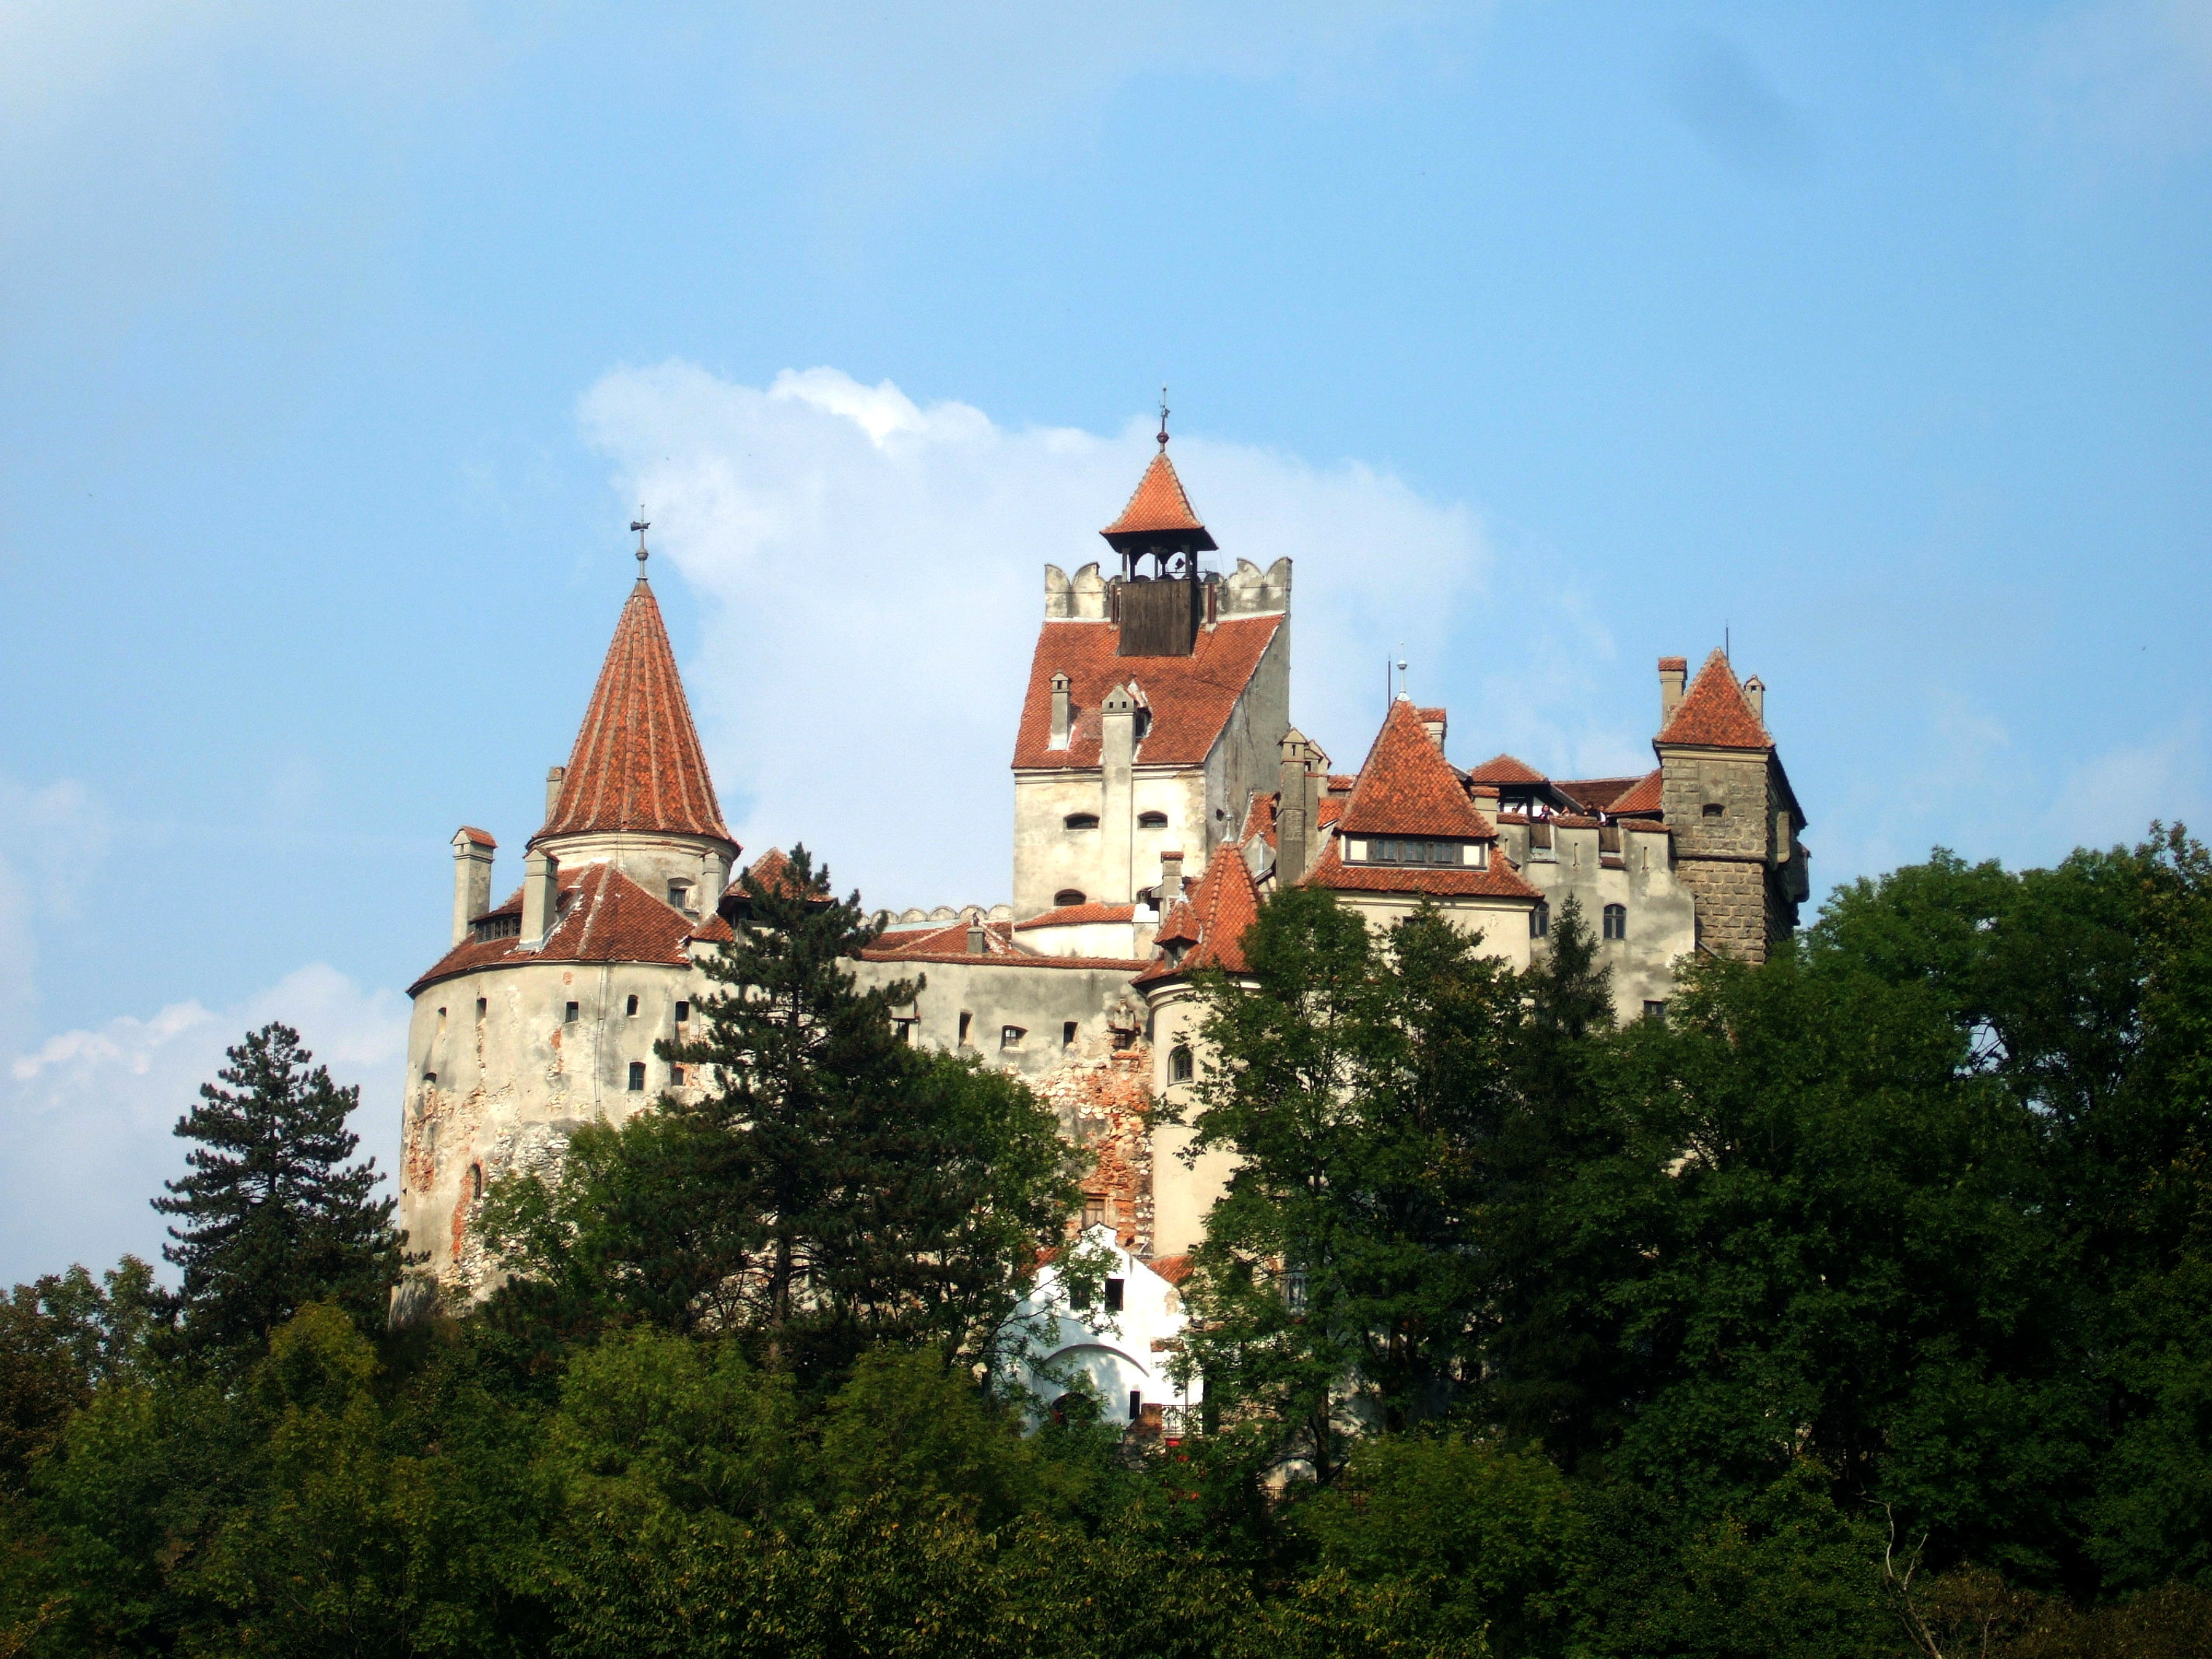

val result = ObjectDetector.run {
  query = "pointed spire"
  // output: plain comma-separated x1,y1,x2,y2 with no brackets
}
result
535,576,731,844
1101,405,1217,557
1337,698,1495,840
1654,649,1774,750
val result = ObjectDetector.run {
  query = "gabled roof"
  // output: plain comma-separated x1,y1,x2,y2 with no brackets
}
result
1138,842,1261,984
1012,614,1283,770
1337,700,1497,840
1014,903,1138,930
1605,768,1664,815
1555,776,1643,813
860,917,1147,972
537,579,732,844
412,862,704,993
1466,753,1547,787
1656,650,1772,751
1101,448,1216,551
454,825,496,848
739,847,816,899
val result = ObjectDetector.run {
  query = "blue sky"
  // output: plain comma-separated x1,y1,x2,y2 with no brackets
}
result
3,1,2209,1281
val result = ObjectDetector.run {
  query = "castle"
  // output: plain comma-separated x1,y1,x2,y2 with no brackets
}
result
398,436,1810,1300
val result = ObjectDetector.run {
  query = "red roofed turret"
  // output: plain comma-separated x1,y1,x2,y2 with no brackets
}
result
1338,699,1497,841
535,576,732,843
1654,650,1773,751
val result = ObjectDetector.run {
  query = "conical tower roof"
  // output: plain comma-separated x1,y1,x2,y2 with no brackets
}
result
536,578,732,843
1655,649,1773,750
1101,447,1217,554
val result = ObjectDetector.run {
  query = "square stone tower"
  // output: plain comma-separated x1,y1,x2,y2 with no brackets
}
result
1652,651,1809,962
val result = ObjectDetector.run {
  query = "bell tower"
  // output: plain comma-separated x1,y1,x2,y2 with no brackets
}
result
1100,396,1217,657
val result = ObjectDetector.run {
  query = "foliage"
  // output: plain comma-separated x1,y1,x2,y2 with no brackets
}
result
153,1023,404,1366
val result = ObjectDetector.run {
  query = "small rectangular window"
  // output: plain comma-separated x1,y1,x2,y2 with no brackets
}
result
627,1061,645,1090
1104,1277,1125,1313
1129,1389,1142,1422
1000,1025,1024,1050
1071,1281,1093,1312
564,1001,579,1023
958,1011,972,1046
670,1063,687,1085
475,996,487,1020
1082,1193,1107,1227
1643,1000,1668,1022
675,1000,690,1024
1063,1021,1079,1046
625,994,639,1017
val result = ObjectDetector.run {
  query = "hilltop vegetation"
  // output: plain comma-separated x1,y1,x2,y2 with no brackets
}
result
6,833,2212,1657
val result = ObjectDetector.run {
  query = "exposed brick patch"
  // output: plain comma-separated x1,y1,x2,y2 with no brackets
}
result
1034,1045,1156,1257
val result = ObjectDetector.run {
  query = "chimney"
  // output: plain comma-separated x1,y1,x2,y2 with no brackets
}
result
1049,672,1072,749
1278,729,1313,886
450,829,496,946
1743,675,1765,724
1658,657,1688,728
1099,685,1139,903
701,848,731,911
1159,848,1184,903
1418,708,1448,750
966,920,988,955
544,765,567,822
521,849,558,945
1469,784,1501,825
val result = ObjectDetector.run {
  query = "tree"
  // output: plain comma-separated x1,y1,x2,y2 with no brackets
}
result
0,1257,155,1490
1172,889,1527,1477
154,1023,402,1365
483,846,1076,1386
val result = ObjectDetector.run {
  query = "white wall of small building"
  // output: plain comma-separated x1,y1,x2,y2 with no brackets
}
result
1007,1226,1203,1428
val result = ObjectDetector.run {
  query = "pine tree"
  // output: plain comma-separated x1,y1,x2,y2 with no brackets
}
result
153,1022,402,1362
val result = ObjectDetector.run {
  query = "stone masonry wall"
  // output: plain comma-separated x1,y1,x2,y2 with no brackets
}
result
1033,1045,1156,1257
1661,750,1779,964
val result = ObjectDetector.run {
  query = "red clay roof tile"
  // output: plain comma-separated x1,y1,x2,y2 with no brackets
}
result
1012,614,1283,770
1655,651,1772,751
454,826,496,848
1337,701,1499,840
1014,903,1138,930
1555,777,1644,812
1606,768,1664,815
1465,753,1548,786
1138,841,1261,983
538,580,731,843
1101,449,1214,544
412,862,703,993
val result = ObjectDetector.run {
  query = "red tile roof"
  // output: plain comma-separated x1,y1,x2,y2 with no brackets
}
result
1014,903,1137,930
1623,819,1672,835
537,579,732,844
1327,775,1356,794
1148,1254,1195,1286
1101,448,1214,546
1655,650,1772,751
1606,768,1664,815
412,862,702,993
454,825,496,848
1466,753,1547,786
1659,656,1689,673
1240,790,1278,849
1303,836,1542,901
1555,777,1644,812
1138,842,1261,984
1012,614,1284,770
1337,700,1499,840
741,847,818,899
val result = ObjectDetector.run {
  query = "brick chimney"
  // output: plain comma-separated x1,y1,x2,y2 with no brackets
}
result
1659,657,1689,727
450,828,495,946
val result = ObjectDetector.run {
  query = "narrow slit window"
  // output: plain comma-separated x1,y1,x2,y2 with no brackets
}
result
625,994,639,1017
1104,1278,1125,1313
674,1000,690,1024
1063,1021,1079,1046
958,1011,973,1047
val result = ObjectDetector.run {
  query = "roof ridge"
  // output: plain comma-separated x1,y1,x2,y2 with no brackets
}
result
1655,649,1772,751
1337,700,1497,840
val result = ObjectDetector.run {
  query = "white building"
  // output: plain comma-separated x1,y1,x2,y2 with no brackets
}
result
1007,1225,1204,1436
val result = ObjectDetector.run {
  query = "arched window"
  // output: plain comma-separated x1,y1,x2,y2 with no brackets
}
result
1170,1045,1195,1083
1702,802,1724,819
468,1163,484,1202
1137,810,1168,828
1063,812,1100,830
1603,903,1627,941
1054,889,1087,908
1530,903,1550,939
627,1062,646,1091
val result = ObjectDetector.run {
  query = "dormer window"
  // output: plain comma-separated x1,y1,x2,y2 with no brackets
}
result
1063,813,1100,830
1137,810,1168,828
1354,838,1473,867
471,912,522,943
667,879,694,913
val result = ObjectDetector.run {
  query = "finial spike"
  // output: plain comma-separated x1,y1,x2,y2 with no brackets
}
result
629,506,651,576
1157,386,1170,448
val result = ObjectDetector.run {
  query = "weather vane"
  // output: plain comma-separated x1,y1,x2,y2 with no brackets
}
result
1157,386,1170,448
630,506,650,570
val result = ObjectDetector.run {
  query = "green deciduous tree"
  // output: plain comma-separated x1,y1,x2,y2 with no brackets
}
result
154,1023,403,1366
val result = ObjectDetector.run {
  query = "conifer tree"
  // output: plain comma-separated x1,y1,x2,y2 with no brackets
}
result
154,1022,402,1362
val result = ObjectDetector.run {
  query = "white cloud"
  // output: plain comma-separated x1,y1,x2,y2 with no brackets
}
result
0,965,409,1287
580,363,1488,909
2014,0,2212,163
0,774,112,1051
2052,723,2210,851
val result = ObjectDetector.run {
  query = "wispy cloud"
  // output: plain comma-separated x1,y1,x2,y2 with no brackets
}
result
1,964,409,1286
579,363,1488,910
2012,0,2212,165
